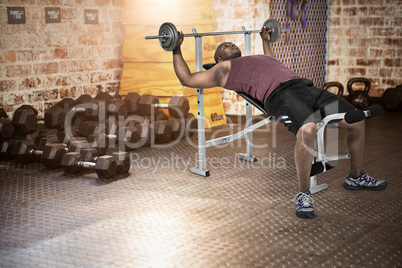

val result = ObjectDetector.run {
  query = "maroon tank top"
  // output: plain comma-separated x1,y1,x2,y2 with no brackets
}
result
224,55,299,103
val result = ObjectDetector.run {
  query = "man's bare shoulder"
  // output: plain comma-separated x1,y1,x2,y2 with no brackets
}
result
212,61,231,87
215,60,231,70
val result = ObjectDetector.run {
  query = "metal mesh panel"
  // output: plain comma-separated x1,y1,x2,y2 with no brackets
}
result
271,0,328,88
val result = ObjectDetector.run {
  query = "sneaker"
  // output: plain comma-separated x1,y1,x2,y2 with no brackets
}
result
295,191,316,218
344,170,387,190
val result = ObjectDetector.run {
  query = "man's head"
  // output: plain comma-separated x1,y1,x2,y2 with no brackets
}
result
214,42,242,63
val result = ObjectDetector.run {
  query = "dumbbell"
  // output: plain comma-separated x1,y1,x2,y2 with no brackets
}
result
11,104,66,135
131,116,173,144
65,95,100,135
2,124,60,162
167,113,198,140
0,139,16,161
87,124,141,149
123,92,141,115
11,135,59,165
0,108,14,141
40,137,97,169
11,135,86,166
61,151,117,179
126,115,173,145
138,95,190,118
80,148,131,174
0,108,8,119
0,118,15,141
94,92,129,119
12,139,44,164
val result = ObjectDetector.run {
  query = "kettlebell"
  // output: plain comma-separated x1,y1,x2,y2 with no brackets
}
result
347,77,371,109
323,82,344,97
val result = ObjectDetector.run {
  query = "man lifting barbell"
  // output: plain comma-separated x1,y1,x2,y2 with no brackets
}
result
166,21,387,218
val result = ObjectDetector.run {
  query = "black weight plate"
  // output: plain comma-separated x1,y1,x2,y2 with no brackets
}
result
159,22,179,51
263,19,281,43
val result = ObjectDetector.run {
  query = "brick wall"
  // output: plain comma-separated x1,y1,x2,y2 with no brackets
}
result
0,0,125,117
327,0,402,97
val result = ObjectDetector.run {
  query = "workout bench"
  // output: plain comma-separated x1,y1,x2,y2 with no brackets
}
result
185,25,381,194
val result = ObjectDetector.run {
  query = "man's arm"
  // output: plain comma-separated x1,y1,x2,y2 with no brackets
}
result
172,32,229,89
260,26,274,57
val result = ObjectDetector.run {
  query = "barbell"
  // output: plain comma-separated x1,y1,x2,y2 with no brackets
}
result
145,19,288,51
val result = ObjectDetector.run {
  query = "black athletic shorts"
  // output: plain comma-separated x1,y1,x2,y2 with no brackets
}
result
264,78,355,135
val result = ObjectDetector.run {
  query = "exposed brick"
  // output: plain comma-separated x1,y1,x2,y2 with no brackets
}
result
33,49,55,61
367,68,379,77
54,48,68,59
356,59,381,66
382,78,402,87
33,62,58,75
112,0,125,7
384,38,402,46
358,0,385,4
329,7,342,16
6,0,36,5
79,32,100,45
347,48,367,57
45,76,70,87
0,80,18,92
382,49,396,57
92,46,112,57
345,27,367,37
95,0,110,6
347,68,366,76
384,59,401,67
5,51,16,63
61,7,77,19
359,17,384,26
59,86,83,99
385,17,402,27
102,59,122,69
357,7,367,16
20,77,43,90
329,17,341,26
357,38,381,47
84,84,102,96
91,72,112,83
69,47,93,59
342,0,356,5
380,68,393,77
369,49,383,57
105,82,119,93
6,65,32,77
6,93,33,106
328,59,340,66
371,27,395,37
16,50,33,62
343,7,357,16
33,89,58,102
369,6,395,16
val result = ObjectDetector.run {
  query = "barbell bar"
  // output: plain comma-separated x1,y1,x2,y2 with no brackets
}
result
145,18,288,51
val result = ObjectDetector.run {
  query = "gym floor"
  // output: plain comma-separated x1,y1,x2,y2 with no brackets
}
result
0,105,401,267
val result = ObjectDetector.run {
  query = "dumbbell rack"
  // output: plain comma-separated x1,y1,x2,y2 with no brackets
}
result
190,28,273,177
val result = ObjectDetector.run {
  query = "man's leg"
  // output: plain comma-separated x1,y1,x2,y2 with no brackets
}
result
339,119,387,190
295,122,317,192
294,122,317,218
339,119,365,178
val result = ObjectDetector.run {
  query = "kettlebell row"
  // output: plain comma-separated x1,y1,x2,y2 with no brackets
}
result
323,77,371,110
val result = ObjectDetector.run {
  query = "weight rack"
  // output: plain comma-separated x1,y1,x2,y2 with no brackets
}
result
189,27,274,177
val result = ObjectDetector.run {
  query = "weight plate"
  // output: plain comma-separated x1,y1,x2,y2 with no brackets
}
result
159,22,179,51
263,18,281,43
